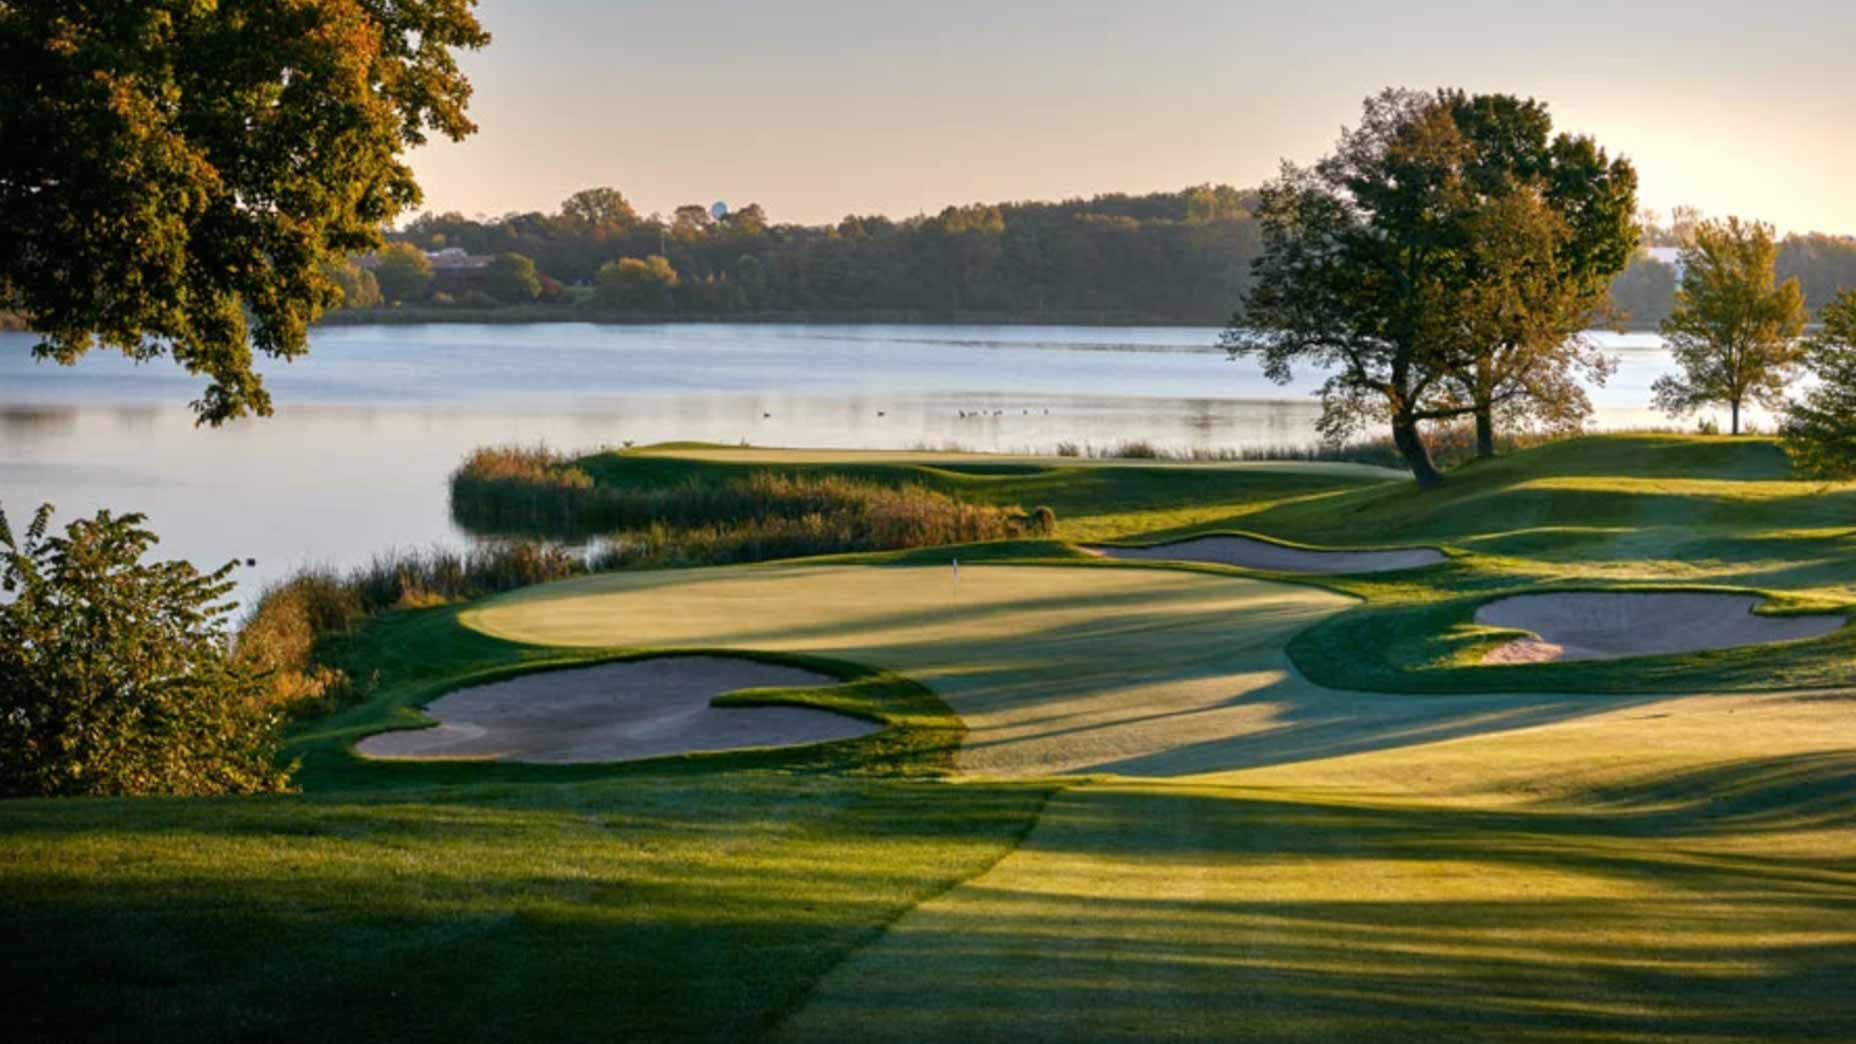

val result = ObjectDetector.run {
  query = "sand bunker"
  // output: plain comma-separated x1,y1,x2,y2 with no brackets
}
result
1088,535,1444,574
1477,592,1845,663
357,656,878,764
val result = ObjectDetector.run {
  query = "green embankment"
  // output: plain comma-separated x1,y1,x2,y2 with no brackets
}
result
4,435,1855,1042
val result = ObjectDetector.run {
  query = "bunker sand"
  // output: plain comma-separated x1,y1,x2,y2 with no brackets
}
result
357,656,874,764
1476,592,1845,663
1087,534,1444,574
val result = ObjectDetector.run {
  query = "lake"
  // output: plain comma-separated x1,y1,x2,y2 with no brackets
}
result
0,322,1710,605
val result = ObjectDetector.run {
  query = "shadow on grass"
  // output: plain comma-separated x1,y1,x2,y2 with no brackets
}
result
778,780,1856,1043
0,776,1054,1044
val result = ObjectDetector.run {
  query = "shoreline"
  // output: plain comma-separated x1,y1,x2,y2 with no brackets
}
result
314,305,1670,333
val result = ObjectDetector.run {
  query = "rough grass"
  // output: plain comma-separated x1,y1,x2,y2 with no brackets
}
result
3,590,1053,1043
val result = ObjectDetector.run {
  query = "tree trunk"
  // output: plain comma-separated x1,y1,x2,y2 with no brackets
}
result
1392,413,1444,488
1473,357,1497,459
1730,399,1741,436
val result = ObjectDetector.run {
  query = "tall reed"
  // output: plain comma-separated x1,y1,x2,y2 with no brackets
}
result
235,542,588,718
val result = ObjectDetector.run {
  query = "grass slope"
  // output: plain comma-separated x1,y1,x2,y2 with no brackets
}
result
786,685,1856,1042
7,433,1856,1042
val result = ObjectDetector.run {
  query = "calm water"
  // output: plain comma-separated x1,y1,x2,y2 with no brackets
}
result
0,322,1706,603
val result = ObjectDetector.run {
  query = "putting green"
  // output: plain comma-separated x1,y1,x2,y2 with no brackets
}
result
466,563,1375,777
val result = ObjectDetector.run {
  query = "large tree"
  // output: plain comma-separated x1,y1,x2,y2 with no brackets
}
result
1652,218,1809,434
560,186,639,234
1226,90,1508,485
1230,89,1637,485
1779,290,1856,476
0,1,488,424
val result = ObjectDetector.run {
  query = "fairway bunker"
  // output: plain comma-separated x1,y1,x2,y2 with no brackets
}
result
1087,534,1444,574
357,656,877,763
1477,592,1845,663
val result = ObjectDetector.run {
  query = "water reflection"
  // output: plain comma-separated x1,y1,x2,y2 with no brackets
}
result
0,323,1766,603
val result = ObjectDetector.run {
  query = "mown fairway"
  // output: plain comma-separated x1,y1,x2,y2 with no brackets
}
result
4,437,1855,1042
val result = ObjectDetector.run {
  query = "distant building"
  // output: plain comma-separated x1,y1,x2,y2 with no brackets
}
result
424,247,492,271
356,246,494,297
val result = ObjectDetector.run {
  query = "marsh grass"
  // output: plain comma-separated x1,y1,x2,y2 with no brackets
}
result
236,542,587,717
453,445,1051,551
246,460,1054,717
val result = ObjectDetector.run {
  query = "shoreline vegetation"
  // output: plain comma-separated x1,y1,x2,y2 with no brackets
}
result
239,449,1060,720
309,305,1764,335
450,445,1055,547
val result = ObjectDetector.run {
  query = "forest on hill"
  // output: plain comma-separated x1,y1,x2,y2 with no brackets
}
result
326,185,1856,328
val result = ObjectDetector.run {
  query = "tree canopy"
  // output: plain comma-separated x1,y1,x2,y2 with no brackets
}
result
0,0,488,423
594,255,680,310
373,242,434,304
1435,90,1636,457
484,252,541,304
1652,218,1809,434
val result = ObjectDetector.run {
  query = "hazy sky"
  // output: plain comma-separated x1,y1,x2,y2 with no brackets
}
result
409,1,1856,233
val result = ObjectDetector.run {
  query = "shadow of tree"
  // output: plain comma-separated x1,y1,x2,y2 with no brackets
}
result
779,780,1856,1042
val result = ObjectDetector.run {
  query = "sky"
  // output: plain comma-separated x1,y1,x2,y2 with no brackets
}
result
408,0,1856,234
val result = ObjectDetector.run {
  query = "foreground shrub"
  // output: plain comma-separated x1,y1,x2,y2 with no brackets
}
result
0,504,290,798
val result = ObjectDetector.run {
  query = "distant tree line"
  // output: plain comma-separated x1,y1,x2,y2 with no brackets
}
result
1609,216,1856,329
320,184,1262,321
311,184,1856,329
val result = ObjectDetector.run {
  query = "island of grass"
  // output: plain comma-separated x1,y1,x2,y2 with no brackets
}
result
5,433,1855,1042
